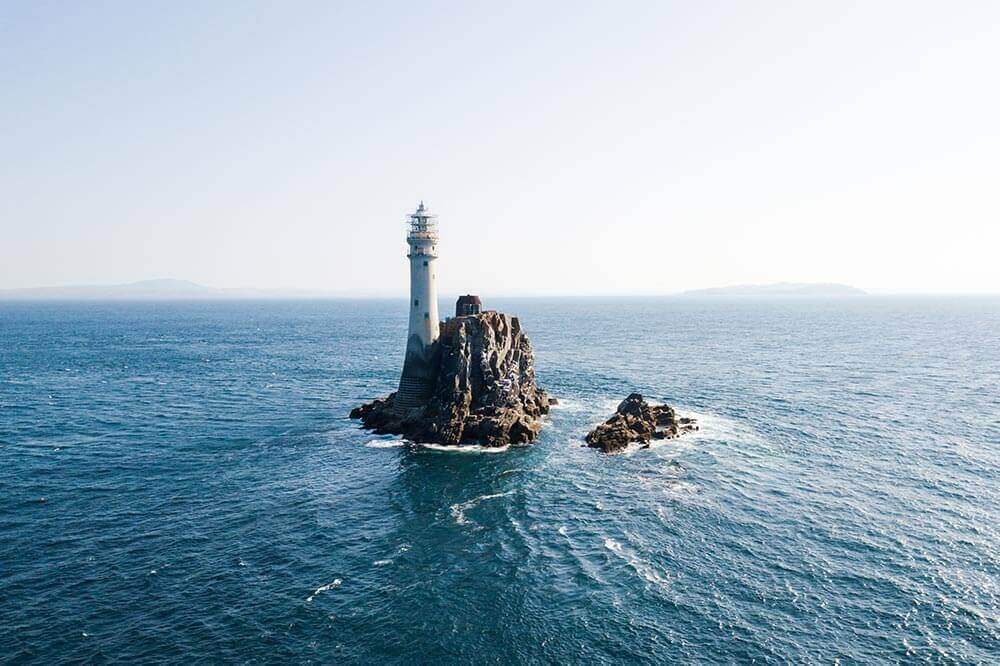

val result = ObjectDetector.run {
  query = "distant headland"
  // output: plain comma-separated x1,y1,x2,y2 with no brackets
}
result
0,279,339,301
682,282,866,298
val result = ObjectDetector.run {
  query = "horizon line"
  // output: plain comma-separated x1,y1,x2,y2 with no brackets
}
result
3,292,1000,301
2,279,998,299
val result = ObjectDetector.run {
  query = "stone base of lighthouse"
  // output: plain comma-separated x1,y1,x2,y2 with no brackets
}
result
395,334,440,408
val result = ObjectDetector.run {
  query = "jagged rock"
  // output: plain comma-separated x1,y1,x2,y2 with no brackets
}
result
351,311,551,447
585,393,698,454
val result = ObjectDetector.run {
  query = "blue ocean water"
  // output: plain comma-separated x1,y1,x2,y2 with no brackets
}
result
1,297,998,663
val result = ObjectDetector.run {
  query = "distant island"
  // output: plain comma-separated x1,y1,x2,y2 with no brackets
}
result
682,282,866,298
0,279,340,301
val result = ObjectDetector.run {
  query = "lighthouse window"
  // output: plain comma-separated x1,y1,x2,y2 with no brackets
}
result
423,261,428,267
424,312,429,319
414,299,419,307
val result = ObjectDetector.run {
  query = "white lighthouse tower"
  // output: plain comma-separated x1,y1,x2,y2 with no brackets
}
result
396,201,440,407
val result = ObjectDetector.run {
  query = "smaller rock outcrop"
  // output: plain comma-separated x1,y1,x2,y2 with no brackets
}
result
585,393,698,454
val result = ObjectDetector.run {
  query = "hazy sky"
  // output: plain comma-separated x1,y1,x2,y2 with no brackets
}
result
2,1,998,295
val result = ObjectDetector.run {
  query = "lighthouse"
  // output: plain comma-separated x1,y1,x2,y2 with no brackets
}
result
396,201,440,407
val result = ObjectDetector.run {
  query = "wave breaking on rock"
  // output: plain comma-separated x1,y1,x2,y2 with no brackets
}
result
586,393,698,454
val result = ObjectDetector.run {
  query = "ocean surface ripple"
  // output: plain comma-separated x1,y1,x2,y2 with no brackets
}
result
1,297,998,663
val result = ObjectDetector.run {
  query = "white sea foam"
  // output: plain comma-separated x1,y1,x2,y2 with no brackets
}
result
636,468,699,497
600,397,623,412
364,438,406,449
548,397,586,413
603,537,670,588
419,443,511,454
306,578,342,602
450,490,516,525
644,436,698,453
662,479,699,495
662,460,685,476
373,559,392,566
681,409,774,454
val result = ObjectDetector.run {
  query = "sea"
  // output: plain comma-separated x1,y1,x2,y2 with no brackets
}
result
1,297,998,664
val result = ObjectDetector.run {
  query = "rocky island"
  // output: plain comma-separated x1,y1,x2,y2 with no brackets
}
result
352,203,553,448
351,310,553,447
586,393,698,454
